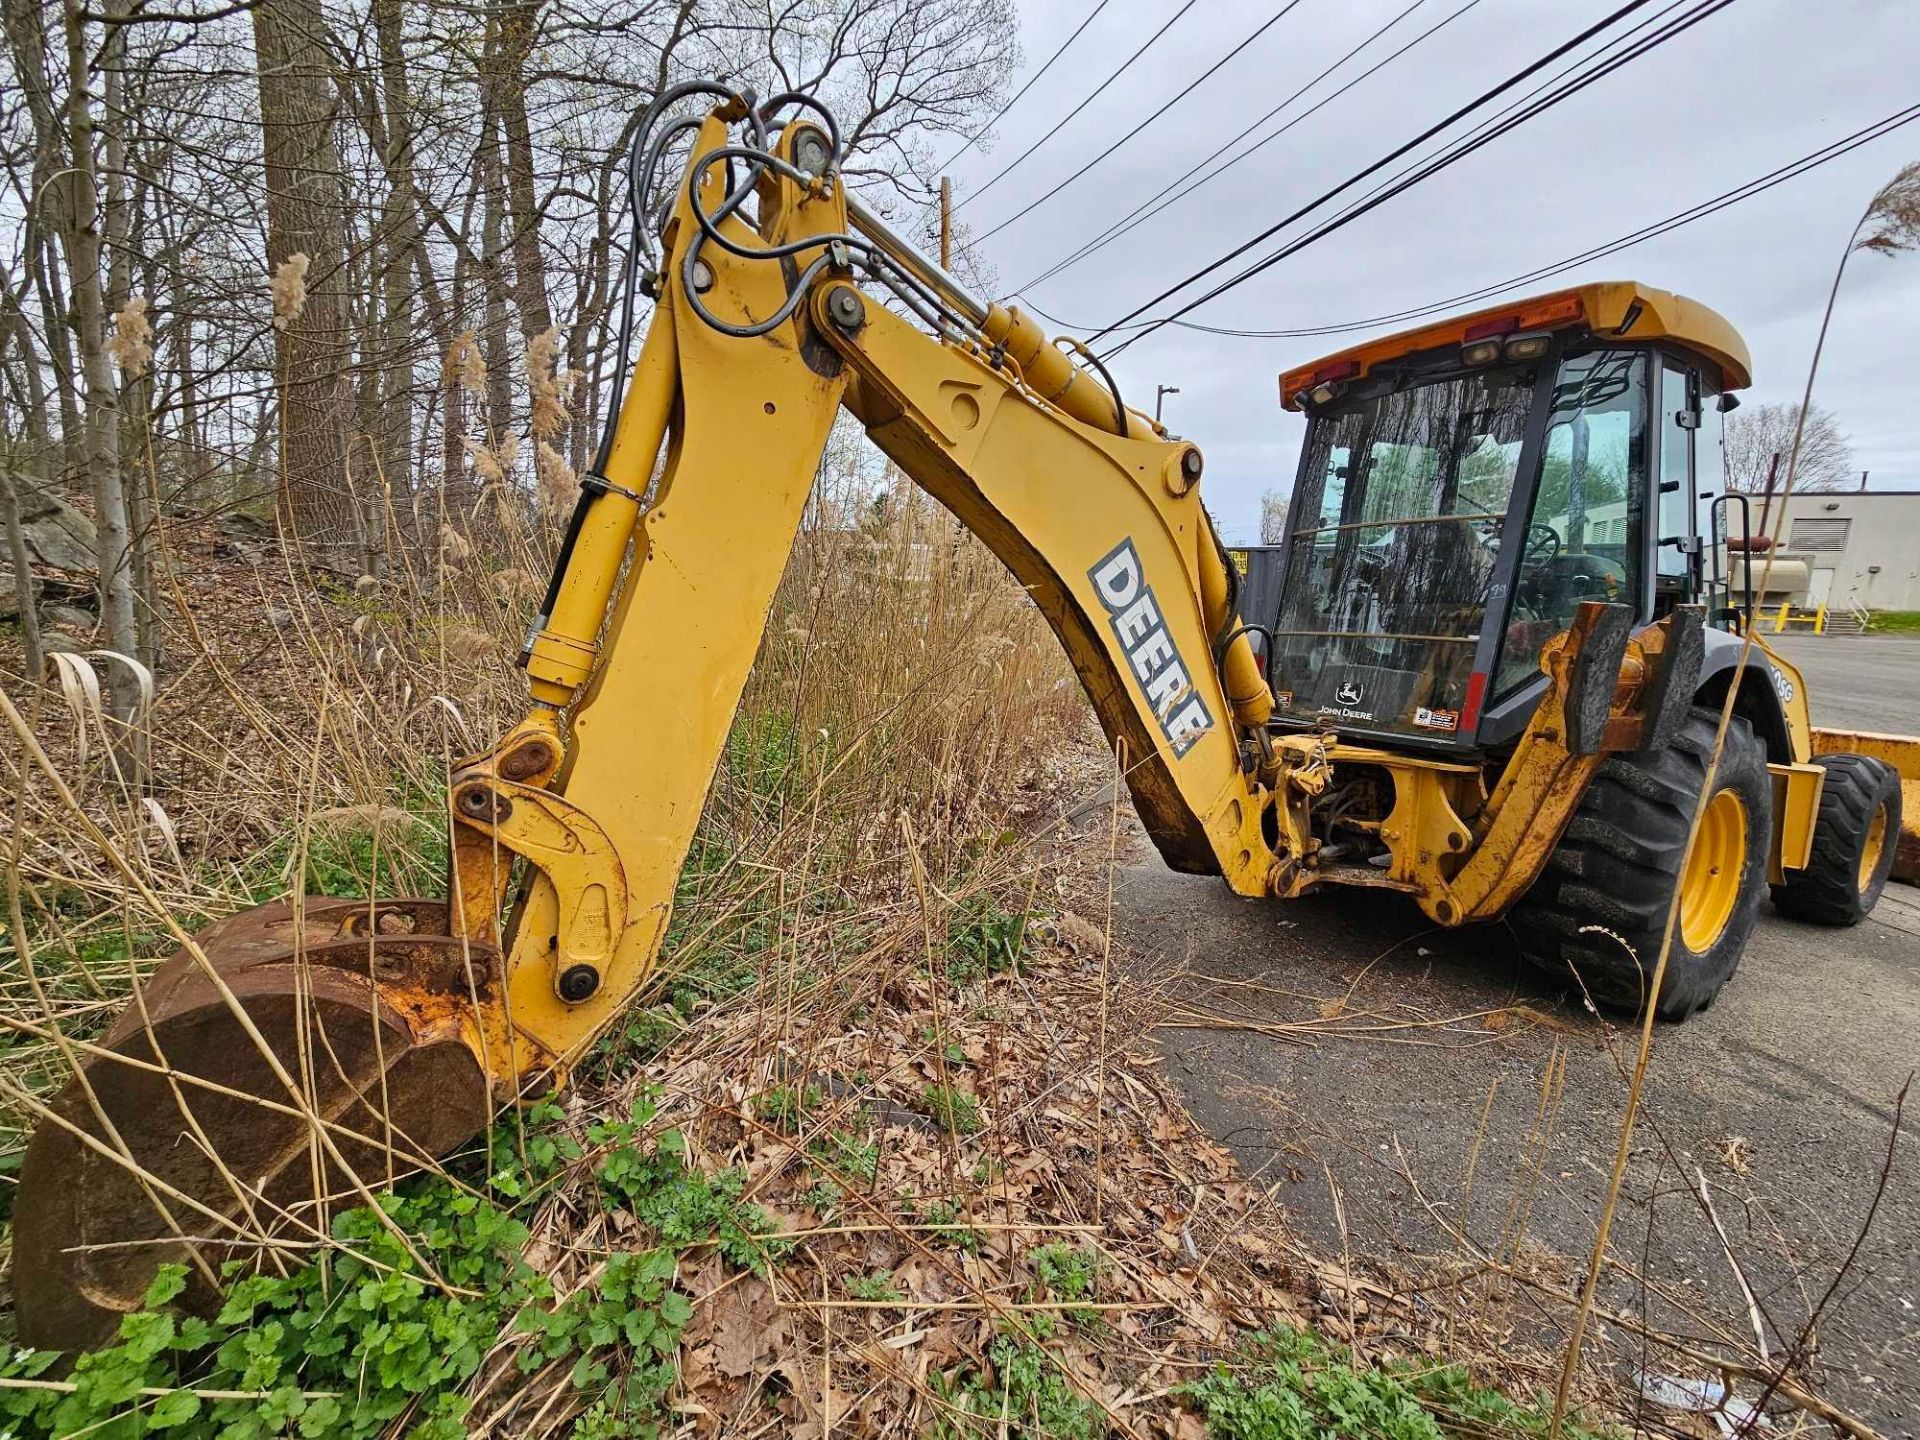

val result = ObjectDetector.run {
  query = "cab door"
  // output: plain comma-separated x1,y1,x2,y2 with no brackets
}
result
1655,359,1704,610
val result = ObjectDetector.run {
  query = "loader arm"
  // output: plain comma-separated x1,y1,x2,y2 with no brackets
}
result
447,96,1281,1089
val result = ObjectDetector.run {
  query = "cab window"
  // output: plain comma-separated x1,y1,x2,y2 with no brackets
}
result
1657,361,1697,581
1494,349,1648,697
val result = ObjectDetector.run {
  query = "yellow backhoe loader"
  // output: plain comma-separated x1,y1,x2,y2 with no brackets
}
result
14,82,1913,1350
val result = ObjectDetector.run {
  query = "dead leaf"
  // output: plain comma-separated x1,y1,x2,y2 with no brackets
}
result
712,1276,784,1378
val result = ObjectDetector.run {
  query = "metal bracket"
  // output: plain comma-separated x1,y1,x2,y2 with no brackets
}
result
451,777,628,1005
447,720,628,1005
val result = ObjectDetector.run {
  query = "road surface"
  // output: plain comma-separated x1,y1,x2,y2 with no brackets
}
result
1114,631,1918,1429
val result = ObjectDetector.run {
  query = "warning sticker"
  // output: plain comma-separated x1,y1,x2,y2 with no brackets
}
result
1414,706,1460,733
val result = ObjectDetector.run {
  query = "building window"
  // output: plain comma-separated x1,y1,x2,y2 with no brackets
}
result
1789,517,1852,551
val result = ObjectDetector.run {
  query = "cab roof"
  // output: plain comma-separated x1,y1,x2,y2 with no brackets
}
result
1279,281,1753,410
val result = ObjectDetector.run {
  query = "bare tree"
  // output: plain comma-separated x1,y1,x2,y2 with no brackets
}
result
1259,488,1289,544
0,0,1019,710
253,0,358,559
1724,401,1855,494
52,0,139,696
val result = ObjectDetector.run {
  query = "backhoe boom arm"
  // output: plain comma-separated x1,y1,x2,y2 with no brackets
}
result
442,98,1283,1086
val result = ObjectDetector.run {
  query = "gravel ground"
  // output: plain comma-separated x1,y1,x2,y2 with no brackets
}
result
1109,631,1920,1432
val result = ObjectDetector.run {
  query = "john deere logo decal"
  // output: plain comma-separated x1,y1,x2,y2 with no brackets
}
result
1336,679,1363,705
1089,539,1214,757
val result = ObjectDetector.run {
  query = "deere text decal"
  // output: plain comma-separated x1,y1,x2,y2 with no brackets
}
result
1089,540,1214,757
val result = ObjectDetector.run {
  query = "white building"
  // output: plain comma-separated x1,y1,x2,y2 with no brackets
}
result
1727,489,1920,613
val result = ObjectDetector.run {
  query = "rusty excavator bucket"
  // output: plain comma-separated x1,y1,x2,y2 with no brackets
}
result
12,898,499,1352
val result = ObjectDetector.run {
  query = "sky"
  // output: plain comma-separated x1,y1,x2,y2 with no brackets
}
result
934,0,1920,544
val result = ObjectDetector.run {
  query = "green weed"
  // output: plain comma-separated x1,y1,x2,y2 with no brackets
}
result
0,1100,779,1438
846,1271,901,1302
1176,1327,1616,1440
809,1127,880,1184
238,807,446,902
921,1084,982,1137
946,894,1031,984
921,1199,984,1254
923,1024,968,1066
1030,1244,1101,1329
754,1083,822,1133
929,1332,1103,1439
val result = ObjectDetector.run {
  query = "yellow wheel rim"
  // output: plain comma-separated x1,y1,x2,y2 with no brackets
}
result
1858,806,1889,893
1681,788,1748,953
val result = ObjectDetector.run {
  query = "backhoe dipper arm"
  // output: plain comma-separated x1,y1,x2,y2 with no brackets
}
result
449,92,1280,1087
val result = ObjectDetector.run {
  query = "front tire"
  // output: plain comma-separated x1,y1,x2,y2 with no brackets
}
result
1509,707,1771,1021
1770,753,1902,925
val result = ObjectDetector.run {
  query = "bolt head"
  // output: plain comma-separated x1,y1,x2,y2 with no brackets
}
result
500,742,553,781
827,287,865,329
794,130,831,177
558,964,601,1003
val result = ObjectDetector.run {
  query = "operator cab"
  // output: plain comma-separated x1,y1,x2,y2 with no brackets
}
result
1262,281,1752,751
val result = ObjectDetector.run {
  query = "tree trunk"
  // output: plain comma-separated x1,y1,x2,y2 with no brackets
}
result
496,0,552,341
252,0,357,563
0,459,44,681
0,306,51,681
55,0,138,712
103,25,160,672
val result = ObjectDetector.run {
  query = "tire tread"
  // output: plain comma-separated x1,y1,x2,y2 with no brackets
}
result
1769,753,1901,925
1509,707,1769,1020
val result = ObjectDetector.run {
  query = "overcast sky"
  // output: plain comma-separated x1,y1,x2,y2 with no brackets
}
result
935,0,1920,543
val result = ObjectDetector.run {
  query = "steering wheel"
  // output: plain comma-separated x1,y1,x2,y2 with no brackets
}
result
1523,523,1561,565
1474,520,1561,565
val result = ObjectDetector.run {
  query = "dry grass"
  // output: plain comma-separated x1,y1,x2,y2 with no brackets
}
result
0,437,1786,1437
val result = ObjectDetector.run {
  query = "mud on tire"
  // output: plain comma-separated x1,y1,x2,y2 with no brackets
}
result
1509,706,1771,1021
1770,752,1902,926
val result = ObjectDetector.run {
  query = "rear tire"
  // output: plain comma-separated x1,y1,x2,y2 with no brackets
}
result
1770,753,1901,925
1509,707,1771,1021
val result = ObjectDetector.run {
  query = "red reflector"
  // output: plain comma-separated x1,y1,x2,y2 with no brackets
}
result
1461,671,1488,732
1463,315,1520,342
1312,359,1361,384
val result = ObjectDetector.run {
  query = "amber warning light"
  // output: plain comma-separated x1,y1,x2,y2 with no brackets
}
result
1282,293,1587,407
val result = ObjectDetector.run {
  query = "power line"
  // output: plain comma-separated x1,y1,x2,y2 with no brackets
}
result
1319,0,1692,239
1011,0,1466,296
1100,0,1740,357
1008,0,1676,335
1082,0,1661,347
953,0,1202,215
1107,0,1738,355
937,0,1118,172
1160,103,1920,343
972,0,1312,244
1016,97,1920,346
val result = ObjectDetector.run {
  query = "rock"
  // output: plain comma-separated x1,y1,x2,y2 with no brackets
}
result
0,569,43,619
41,632,82,655
212,510,276,560
40,603,96,633
264,606,295,627
15,489,97,573
217,511,275,542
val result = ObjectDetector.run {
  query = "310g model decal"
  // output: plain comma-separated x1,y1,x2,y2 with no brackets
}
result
1089,539,1214,757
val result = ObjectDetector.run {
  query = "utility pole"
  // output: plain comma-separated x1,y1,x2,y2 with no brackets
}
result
1154,384,1180,424
939,177,952,270
1757,451,1780,541
1859,468,1870,492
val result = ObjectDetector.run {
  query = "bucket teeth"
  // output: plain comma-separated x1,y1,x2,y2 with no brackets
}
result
12,898,496,1353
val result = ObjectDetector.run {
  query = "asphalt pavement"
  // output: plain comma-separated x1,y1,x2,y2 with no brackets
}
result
1113,631,1919,1430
